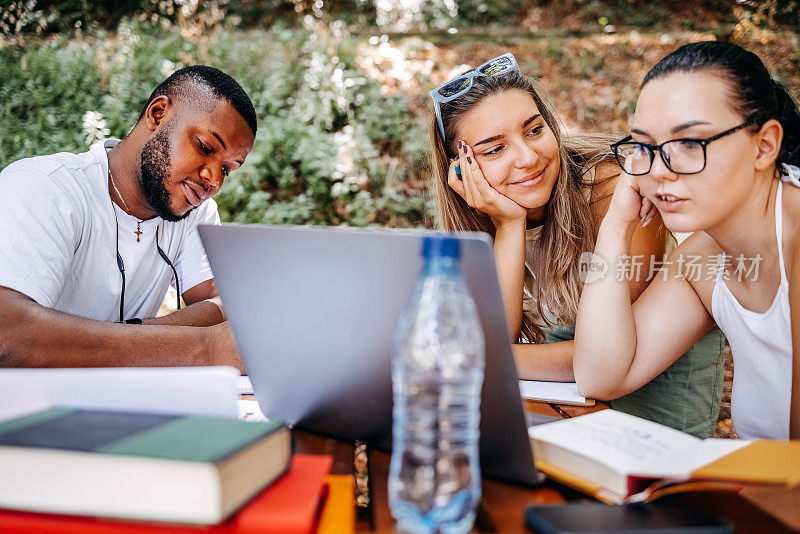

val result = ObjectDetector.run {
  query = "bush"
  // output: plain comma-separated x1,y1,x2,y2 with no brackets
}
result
0,22,432,228
2,0,524,37
209,25,431,227
0,39,105,161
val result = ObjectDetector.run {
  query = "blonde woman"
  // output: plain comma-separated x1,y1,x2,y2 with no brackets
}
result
429,53,724,437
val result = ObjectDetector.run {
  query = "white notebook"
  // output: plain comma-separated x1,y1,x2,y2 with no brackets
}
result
519,379,593,406
242,375,590,406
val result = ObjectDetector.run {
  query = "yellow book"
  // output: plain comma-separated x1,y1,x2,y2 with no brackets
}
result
316,475,355,534
692,440,800,485
529,410,800,503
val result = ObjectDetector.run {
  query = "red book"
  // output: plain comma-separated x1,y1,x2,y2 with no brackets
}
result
0,454,333,534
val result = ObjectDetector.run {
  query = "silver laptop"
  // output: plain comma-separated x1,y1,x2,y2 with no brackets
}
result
200,224,544,485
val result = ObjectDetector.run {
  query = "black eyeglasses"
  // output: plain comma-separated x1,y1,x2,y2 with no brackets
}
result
611,121,754,176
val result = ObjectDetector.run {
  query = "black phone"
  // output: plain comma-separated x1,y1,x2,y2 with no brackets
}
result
524,501,733,534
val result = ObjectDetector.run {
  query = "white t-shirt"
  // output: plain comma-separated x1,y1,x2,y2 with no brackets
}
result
0,139,219,321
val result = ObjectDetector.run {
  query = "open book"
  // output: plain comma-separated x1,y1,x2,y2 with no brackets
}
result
528,409,800,503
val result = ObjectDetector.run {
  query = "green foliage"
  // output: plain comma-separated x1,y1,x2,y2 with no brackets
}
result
209,27,430,227
4,1,789,232
372,0,524,30
454,0,523,27
0,24,431,228
0,39,104,161
2,0,524,37
9,0,792,38
2,0,150,35
560,0,672,28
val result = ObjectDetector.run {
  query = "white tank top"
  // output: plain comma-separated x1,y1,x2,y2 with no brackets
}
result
711,180,792,440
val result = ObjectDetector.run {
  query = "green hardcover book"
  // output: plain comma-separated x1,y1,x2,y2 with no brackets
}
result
0,408,290,524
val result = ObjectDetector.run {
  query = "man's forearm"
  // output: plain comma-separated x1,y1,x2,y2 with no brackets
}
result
0,288,236,369
145,298,225,327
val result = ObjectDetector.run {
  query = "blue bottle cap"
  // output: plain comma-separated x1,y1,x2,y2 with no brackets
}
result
422,235,460,258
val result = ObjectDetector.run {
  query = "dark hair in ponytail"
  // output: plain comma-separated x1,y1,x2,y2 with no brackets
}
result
642,41,800,169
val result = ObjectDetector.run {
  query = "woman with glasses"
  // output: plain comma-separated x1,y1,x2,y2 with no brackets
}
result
574,41,800,440
429,53,724,437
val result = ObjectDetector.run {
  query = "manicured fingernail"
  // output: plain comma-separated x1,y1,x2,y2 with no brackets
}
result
467,156,472,164
463,145,468,154
642,217,651,227
457,140,463,149
455,166,462,180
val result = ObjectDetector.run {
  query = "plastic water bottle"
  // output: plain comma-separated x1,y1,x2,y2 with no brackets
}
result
389,236,485,534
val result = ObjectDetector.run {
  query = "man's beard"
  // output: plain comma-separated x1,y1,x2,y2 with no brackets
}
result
139,122,192,222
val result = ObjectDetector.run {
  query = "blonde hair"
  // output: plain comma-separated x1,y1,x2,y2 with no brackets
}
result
430,70,617,342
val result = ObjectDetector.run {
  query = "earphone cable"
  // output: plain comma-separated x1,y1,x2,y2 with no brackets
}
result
110,196,126,323
156,225,181,311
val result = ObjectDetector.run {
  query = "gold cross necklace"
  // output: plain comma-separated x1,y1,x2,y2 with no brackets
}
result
109,169,144,243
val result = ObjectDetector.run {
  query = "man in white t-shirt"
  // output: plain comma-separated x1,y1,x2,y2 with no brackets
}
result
0,65,256,369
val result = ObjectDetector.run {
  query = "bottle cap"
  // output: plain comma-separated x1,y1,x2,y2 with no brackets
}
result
422,235,460,258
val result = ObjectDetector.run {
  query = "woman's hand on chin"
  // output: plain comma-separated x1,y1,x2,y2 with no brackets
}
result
605,168,657,229
447,140,527,226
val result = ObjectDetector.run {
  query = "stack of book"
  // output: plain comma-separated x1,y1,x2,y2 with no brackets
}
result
0,408,354,533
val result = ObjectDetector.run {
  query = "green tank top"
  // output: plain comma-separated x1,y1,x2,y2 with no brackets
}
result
543,321,725,438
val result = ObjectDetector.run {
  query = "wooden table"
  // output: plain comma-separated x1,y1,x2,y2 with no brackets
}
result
291,399,796,533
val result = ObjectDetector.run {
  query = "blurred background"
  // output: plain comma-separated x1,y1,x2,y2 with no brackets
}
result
1,0,798,230
1,1,797,437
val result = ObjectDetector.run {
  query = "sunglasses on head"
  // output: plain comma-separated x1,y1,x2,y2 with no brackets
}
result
430,52,521,140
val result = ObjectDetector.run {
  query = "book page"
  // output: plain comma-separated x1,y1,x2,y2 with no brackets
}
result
631,438,750,479
0,386,50,424
519,380,591,405
529,410,701,475
238,399,269,422
0,367,241,421
238,375,255,395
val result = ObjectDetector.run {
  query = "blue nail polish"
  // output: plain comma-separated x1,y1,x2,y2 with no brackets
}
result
455,166,462,180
